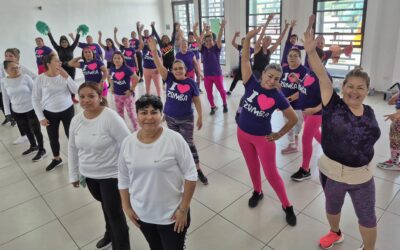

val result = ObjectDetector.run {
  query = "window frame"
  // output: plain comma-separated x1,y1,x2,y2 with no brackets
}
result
172,0,194,35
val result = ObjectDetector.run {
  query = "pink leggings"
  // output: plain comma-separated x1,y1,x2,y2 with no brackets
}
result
301,114,322,171
114,94,138,131
204,75,227,108
237,127,291,207
143,68,161,96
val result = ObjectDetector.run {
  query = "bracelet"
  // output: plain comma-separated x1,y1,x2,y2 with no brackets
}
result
177,207,188,214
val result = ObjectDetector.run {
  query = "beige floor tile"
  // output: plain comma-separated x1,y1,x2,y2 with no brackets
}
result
30,162,71,195
195,124,236,143
376,211,400,250
218,156,261,187
188,199,216,233
198,144,242,170
374,177,400,209
0,165,27,188
0,179,39,212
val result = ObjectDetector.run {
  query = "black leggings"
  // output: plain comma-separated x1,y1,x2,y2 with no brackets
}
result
86,178,130,250
43,105,74,157
228,66,242,92
139,211,190,250
136,51,144,78
13,109,43,149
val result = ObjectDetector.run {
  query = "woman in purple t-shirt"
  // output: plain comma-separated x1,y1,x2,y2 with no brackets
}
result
304,15,380,250
68,47,108,97
114,27,139,74
175,40,199,81
34,37,54,74
237,28,298,226
194,20,227,115
98,31,118,70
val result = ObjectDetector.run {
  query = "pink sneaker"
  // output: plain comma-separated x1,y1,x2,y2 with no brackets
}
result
281,144,298,154
319,230,344,249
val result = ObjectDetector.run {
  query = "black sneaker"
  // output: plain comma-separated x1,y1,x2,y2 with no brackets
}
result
1,118,9,125
32,149,47,162
248,191,263,208
96,234,111,249
46,158,63,172
226,91,231,95
223,104,228,113
282,205,297,226
290,167,311,182
210,107,217,115
197,169,208,185
22,146,38,156
139,78,143,83
199,88,203,93
10,120,16,127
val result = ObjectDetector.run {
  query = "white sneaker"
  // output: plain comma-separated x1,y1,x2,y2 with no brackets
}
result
357,245,364,250
377,160,400,171
13,135,28,145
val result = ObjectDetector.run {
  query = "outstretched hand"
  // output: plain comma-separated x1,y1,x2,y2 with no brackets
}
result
147,37,157,51
302,15,317,53
246,27,261,39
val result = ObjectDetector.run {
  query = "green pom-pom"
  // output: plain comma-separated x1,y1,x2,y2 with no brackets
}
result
77,24,89,36
36,21,49,35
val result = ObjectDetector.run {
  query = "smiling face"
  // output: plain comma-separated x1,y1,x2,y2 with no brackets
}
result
316,35,325,49
86,35,93,44
287,49,301,68
131,31,137,39
172,61,187,80
261,68,282,90
161,35,170,44
78,86,102,112
122,38,129,47
60,40,69,48
262,36,272,48
46,55,62,72
204,36,214,48
137,105,163,132
35,38,44,47
180,41,188,53
289,35,298,45
342,76,369,109
5,61,20,78
83,47,94,61
112,53,124,67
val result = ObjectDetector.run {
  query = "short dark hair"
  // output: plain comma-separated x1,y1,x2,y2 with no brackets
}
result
78,82,108,106
43,54,57,70
135,94,163,113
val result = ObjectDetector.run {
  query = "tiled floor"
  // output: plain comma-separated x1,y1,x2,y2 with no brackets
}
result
0,77,398,250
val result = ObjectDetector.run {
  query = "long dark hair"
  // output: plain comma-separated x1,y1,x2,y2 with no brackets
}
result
106,38,117,51
78,82,108,106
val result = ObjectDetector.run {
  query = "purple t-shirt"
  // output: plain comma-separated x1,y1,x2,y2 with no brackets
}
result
129,39,140,50
120,46,136,68
305,50,333,68
322,92,381,167
79,60,105,83
188,41,200,59
104,48,117,63
35,46,53,66
142,47,160,69
201,44,222,76
279,64,308,110
110,65,133,95
396,95,400,110
164,72,199,118
237,45,254,65
237,75,290,136
79,43,103,61
298,71,323,114
176,51,195,72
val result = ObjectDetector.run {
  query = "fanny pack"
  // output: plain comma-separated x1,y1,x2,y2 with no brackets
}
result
318,154,373,185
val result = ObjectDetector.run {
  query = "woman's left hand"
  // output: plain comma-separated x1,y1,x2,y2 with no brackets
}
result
171,209,188,233
302,108,315,116
196,117,203,130
266,132,281,141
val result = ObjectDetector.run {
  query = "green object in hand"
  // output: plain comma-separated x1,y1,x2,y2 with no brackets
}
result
36,21,49,35
77,24,89,36
79,175,87,188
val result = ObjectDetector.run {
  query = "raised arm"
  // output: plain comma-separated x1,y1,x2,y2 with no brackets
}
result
70,32,80,49
170,22,179,44
47,29,60,50
151,22,162,45
113,27,122,48
242,28,261,84
148,38,168,80
137,22,144,50
193,22,203,51
98,31,106,49
303,15,332,105
68,57,82,68
231,31,240,49
269,20,290,54
216,20,226,49
254,14,275,54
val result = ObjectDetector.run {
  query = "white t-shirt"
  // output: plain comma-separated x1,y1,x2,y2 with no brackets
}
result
1,75,34,115
32,74,78,120
118,128,198,225
68,107,131,182
0,64,37,93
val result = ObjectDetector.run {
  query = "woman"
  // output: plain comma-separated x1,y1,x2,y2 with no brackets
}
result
108,51,139,131
252,15,289,80
129,30,143,82
290,47,325,182
279,47,308,154
98,31,118,70
236,27,298,226
68,83,130,250
194,20,228,115
118,94,197,250
187,31,202,89
304,15,380,250
149,37,208,185
32,54,78,172
281,20,304,66
151,22,178,72
114,27,139,74
137,22,162,96
34,37,54,74
175,40,199,81
68,47,108,97
1,60,46,161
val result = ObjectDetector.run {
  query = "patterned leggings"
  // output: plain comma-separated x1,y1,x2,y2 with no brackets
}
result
390,119,400,150
114,94,138,131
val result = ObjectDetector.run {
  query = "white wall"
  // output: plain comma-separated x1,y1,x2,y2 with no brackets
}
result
0,0,163,78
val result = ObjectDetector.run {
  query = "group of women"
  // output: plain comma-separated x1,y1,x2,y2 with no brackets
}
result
0,13,390,250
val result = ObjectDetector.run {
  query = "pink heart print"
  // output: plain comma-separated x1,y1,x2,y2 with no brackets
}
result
89,45,96,51
288,73,300,83
87,63,97,71
303,74,315,87
114,72,125,81
37,49,44,55
257,94,275,111
125,50,133,57
177,84,190,94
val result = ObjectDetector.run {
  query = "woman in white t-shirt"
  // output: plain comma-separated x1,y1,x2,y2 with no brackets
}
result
118,94,197,250
68,83,131,250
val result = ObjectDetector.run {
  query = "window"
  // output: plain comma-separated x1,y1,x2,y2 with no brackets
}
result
247,0,282,63
314,0,368,77
198,0,226,64
172,0,195,36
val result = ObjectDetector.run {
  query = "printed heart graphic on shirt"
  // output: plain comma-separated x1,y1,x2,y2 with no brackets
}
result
177,84,190,94
115,72,125,81
288,73,300,83
257,94,275,111
87,63,97,71
37,49,44,55
89,45,96,51
303,74,316,87
125,50,133,57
